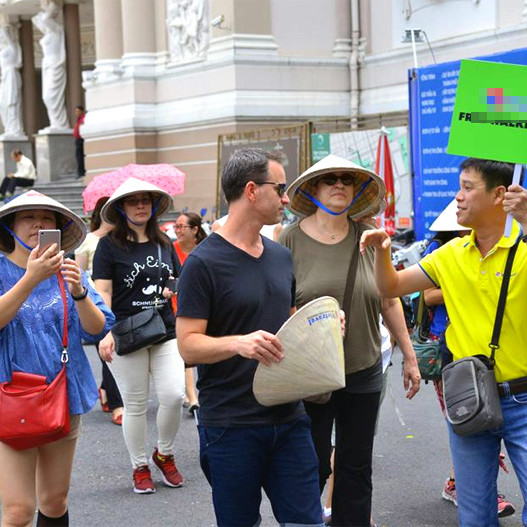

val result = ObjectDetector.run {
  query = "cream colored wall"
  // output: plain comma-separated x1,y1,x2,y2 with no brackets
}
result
233,0,271,34
359,0,527,114
271,0,338,57
367,0,392,55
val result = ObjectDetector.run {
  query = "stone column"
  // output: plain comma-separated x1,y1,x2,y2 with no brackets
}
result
92,0,123,78
0,19,34,180
20,20,38,139
63,2,83,121
121,0,156,70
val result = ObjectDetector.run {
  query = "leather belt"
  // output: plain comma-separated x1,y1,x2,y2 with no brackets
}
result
497,376,527,397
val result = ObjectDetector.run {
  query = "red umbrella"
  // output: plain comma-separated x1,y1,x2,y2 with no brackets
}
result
82,163,186,214
375,128,396,236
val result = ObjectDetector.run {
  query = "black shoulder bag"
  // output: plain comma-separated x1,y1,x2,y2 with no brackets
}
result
112,244,167,356
442,239,520,436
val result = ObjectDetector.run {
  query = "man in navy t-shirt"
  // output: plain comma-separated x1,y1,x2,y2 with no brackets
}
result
177,148,324,527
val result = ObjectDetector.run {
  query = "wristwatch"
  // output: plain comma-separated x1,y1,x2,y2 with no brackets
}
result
71,287,89,301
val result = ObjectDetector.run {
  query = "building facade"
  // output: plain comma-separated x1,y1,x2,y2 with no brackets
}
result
0,0,526,215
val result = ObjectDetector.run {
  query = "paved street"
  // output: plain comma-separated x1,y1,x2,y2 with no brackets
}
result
23,347,525,526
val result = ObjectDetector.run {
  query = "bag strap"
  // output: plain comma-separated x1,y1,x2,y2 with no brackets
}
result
415,238,442,331
155,243,162,308
342,224,362,314
415,292,426,329
489,237,521,364
173,242,185,274
56,272,69,363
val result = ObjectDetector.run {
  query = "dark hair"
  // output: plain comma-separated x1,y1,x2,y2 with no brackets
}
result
182,212,207,244
76,105,84,112
0,213,15,252
459,158,514,191
0,210,62,253
108,195,170,249
89,197,109,232
222,148,283,203
10,149,22,157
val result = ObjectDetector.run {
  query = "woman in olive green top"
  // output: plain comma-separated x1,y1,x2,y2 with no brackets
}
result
279,154,420,527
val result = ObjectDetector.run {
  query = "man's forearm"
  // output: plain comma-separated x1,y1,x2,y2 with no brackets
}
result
374,247,399,297
178,332,240,365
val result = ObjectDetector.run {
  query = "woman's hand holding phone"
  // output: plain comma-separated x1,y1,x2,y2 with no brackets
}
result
25,244,64,287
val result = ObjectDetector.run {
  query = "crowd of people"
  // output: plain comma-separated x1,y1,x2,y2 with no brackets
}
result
0,147,526,527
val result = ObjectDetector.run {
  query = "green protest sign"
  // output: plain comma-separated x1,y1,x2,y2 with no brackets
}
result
447,59,527,164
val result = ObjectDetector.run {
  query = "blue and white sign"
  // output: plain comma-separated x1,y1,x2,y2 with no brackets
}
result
409,47,527,239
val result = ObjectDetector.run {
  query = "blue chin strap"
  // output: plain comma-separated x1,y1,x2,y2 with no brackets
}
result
116,196,162,226
1,218,73,252
299,179,373,216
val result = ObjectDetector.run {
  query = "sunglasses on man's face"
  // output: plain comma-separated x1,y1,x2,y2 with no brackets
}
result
318,175,355,186
255,181,287,197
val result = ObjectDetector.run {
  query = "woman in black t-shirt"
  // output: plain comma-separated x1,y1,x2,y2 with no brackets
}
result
92,178,185,495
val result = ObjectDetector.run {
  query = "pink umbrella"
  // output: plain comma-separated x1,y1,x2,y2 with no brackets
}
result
82,163,186,214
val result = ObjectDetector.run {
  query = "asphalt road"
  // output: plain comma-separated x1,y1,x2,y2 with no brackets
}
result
6,346,525,526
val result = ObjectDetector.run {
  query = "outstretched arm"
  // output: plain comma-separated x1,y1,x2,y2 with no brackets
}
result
360,229,435,297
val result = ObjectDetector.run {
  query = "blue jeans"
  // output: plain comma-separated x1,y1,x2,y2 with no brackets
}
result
198,414,324,527
449,392,527,527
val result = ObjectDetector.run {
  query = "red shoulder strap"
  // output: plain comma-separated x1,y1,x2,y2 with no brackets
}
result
56,273,69,355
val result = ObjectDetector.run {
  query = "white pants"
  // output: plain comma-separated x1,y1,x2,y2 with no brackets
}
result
108,338,185,468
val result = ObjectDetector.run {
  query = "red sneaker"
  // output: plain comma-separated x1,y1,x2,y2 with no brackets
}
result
152,448,184,488
132,465,155,494
441,478,457,506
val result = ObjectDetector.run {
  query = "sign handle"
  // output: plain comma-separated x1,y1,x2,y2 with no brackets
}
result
504,163,523,237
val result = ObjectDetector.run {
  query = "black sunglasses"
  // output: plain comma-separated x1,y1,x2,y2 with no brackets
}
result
254,181,287,197
318,175,355,186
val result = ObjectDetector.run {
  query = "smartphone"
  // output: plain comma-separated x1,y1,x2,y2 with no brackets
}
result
38,229,61,255
165,277,178,293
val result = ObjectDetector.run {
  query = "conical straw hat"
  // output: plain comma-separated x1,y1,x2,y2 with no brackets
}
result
430,199,469,232
253,296,345,406
0,190,87,253
101,177,173,224
286,154,386,219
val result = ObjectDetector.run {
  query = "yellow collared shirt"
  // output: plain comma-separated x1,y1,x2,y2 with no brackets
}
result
419,222,527,382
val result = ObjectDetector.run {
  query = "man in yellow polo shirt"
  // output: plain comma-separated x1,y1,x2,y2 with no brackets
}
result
360,158,527,527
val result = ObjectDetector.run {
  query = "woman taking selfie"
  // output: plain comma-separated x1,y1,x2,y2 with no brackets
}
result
172,211,207,414
280,155,420,527
93,178,185,494
0,190,114,527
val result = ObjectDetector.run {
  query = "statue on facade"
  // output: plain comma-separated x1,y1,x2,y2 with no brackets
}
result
166,0,210,62
32,0,69,131
0,21,24,137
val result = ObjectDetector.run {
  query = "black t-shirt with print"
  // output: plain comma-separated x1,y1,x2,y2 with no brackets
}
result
176,233,304,427
92,235,178,340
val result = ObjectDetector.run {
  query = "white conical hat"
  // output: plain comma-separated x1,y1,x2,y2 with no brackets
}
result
0,190,87,253
101,177,173,224
286,154,386,219
430,199,469,232
253,296,345,406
